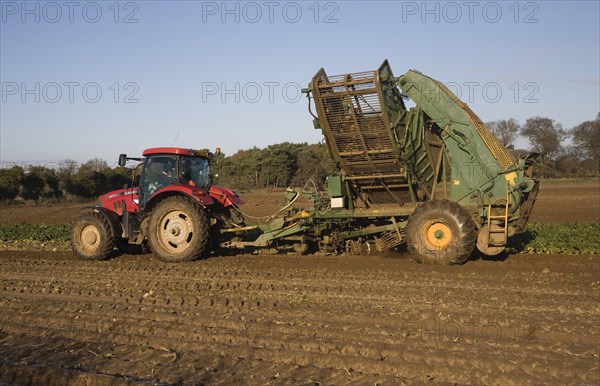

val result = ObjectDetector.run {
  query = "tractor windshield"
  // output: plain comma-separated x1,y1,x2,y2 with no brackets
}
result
182,156,211,188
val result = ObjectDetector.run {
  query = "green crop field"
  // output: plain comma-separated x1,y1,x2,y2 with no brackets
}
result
2,222,599,255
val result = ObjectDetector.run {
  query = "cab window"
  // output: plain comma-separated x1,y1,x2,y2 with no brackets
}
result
182,157,210,188
141,155,178,200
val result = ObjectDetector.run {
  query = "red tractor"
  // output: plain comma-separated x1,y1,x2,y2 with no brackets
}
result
71,147,245,262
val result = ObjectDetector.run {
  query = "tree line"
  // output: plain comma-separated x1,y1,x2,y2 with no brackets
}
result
0,159,131,203
486,113,599,178
211,142,337,190
1,114,597,203
0,143,338,203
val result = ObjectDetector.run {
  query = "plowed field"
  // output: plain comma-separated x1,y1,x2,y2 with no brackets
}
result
1,251,599,385
1,183,599,385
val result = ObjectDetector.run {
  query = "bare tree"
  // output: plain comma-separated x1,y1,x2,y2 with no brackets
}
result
520,117,568,160
486,118,520,149
84,158,110,172
571,113,600,164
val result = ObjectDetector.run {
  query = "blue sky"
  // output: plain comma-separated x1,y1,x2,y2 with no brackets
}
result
1,0,599,165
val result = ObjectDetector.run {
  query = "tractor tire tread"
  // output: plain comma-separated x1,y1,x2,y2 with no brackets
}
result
71,212,116,261
147,196,210,263
406,199,477,265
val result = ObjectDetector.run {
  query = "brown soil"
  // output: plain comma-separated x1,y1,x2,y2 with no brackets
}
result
0,182,599,384
529,183,600,224
0,250,598,385
1,182,598,225
0,202,92,225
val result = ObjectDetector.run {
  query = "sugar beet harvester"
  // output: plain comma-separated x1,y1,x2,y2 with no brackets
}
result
71,60,539,265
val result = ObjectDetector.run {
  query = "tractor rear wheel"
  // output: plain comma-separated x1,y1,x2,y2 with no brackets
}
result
406,199,477,265
147,196,210,262
71,212,115,260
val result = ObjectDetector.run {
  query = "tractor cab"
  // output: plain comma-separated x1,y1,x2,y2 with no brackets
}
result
138,150,211,206
119,147,214,208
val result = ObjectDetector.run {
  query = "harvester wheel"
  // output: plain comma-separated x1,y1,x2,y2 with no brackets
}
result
147,196,210,262
406,199,476,265
71,212,115,260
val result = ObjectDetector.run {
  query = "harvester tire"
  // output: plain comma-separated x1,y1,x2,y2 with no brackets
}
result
147,196,210,262
406,199,476,265
71,212,115,260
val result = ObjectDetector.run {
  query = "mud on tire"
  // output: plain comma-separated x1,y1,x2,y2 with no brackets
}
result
71,212,115,260
147,196,210,263
406,199,477,265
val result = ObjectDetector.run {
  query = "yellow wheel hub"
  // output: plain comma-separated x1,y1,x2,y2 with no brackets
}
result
422,220,452,249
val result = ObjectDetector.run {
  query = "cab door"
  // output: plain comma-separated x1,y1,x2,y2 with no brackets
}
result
139,155,179,207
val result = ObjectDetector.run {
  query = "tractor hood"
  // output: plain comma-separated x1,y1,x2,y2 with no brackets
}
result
98,187,139,215
209,185,244,207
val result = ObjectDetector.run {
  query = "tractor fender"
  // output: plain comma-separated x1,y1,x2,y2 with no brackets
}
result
147,186,215,208
79,206,123,238
143,191,210,216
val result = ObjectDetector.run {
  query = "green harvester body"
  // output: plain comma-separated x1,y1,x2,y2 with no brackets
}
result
234,60,540,262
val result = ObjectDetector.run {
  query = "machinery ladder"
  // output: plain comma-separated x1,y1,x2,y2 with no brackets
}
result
515,179,541,232
483,180,511,250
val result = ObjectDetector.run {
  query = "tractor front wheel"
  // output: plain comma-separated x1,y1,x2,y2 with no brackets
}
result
147,196,210,262
71,212,115,260
406,200,477,265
